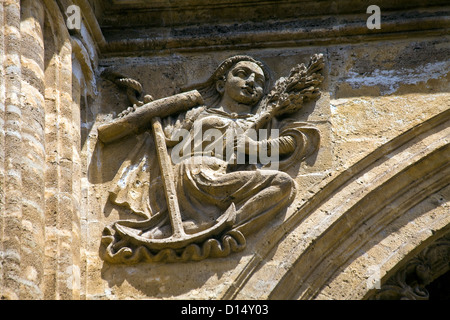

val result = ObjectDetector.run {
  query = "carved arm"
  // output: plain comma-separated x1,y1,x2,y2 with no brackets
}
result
239,133,297,157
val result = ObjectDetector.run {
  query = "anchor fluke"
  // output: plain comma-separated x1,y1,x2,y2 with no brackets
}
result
115,203,237,251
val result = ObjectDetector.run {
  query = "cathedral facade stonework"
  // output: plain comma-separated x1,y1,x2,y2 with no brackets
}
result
0,0,449,300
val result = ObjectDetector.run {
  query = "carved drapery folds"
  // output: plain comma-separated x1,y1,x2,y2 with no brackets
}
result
369,232,450,300
99,54,324,263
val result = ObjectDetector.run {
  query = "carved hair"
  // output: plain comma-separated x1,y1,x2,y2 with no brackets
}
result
183,55,272,108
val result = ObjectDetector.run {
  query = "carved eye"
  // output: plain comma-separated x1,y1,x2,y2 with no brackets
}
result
255,77,265,86
234,69,247,79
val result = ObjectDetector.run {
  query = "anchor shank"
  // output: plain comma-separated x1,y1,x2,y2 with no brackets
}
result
151,117,185,238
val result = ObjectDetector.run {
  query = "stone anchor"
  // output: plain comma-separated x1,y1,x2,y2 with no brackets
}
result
97,90,237,250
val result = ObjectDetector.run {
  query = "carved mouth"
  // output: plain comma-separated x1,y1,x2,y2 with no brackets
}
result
242,86,255,95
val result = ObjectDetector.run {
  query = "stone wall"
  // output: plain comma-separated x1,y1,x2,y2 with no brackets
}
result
0,0,96,300
86,37,449,300
0,0,449,300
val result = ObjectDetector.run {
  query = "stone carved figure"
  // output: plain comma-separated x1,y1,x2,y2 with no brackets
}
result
100,54,324,263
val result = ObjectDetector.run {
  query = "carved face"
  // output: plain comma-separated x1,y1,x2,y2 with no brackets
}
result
219,61,265,106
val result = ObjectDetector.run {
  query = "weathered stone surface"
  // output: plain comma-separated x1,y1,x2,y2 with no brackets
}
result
0,0,449,301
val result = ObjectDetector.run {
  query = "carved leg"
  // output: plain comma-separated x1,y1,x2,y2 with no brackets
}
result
233,170,295,235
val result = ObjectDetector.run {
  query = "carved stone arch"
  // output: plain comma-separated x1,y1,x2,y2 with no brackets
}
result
367,231,450,300
225,109,450,300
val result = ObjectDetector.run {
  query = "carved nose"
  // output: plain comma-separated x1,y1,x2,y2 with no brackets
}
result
246,74,256,86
